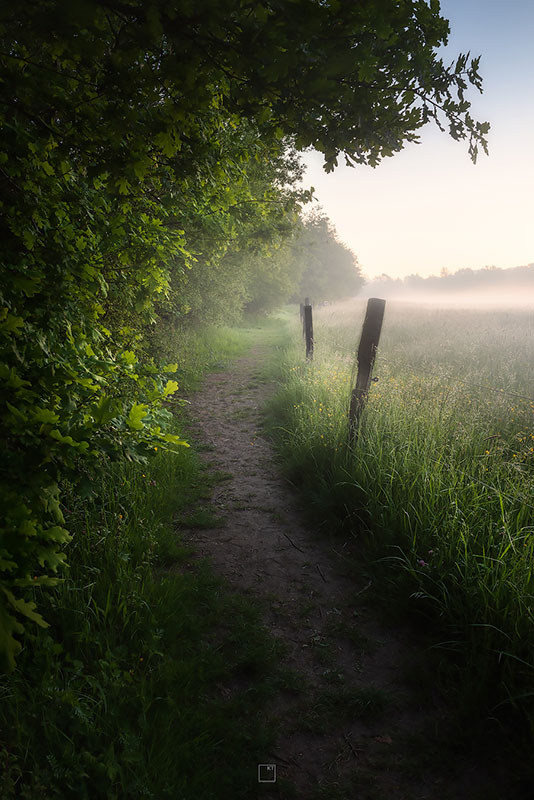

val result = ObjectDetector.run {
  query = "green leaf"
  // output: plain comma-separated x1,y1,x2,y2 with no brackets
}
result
22,230,36,250
50,430,78,447
163,380,179,398
160,433,189,447
36,545,67,572
32,408,60,425
6,402,27,421
39,485,64,523
42,525,72,544
0,552,17,572
19,519,37,538
12,275,41,297
115,177,131,195
127,403,149,430
3,589,49,628
121,350,137,366
4,367,30,389
0,314,24,335
93,395,119,424
74,376,99,390
78,475,96,500
40,161,54,176
0,604,24,673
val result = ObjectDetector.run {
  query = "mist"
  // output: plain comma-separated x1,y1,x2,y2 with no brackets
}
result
358,287,534,309
357,262,534,309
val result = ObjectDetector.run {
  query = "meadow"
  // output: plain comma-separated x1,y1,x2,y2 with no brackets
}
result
4,305,534,795
268,300,534,745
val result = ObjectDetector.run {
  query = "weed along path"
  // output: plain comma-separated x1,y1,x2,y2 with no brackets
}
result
180,341,514,800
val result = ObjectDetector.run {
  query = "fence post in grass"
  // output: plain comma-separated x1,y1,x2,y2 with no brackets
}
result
348,297,386,445
302,297,310,338
304,303,314,360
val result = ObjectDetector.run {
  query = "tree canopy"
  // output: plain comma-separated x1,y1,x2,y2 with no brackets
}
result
290,211,365,302
0,0,488,669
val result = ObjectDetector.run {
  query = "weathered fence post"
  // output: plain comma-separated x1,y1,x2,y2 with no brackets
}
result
348,298,386,445
302,297,310,338
304,303,313,360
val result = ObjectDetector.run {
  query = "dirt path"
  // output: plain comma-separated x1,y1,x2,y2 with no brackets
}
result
181,344,512,799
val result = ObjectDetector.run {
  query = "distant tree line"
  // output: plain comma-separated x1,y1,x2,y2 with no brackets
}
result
363,264,534,298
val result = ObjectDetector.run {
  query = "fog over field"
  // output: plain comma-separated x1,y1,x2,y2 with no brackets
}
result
356,262,534,308
358,289,534,308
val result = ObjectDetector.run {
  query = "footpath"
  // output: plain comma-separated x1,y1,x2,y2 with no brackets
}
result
181,341,516,800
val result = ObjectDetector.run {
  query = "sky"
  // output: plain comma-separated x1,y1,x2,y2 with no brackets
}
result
301,0,534,281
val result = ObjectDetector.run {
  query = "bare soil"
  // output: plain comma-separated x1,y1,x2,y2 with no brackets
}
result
179,343,519,799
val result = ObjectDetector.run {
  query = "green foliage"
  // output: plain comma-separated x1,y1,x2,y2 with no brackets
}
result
0,8,304,667
289,211,365,302
1,0,488,667
244,246,302,314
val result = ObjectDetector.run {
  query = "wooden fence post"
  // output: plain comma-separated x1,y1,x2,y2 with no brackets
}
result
300,303,304,337
304,303,313,360
348,298,385,445
303,297,310,338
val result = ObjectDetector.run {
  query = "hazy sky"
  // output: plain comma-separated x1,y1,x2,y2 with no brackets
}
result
302,0,534,280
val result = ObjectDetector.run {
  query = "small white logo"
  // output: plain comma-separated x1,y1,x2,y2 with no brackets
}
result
258,764,276,783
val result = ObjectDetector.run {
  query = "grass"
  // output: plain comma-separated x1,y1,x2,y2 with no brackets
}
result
265,300,534,771
175,506,227,529
300,686,389,733
0,323,286,799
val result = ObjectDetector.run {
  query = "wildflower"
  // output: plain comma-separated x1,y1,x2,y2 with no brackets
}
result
119,514,123,520
417,559,428,567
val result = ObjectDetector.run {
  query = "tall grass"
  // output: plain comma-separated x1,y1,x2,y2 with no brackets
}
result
267,301,534,742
